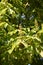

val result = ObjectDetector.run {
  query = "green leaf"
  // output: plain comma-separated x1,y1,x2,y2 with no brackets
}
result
0,8,7,16
8,39,21,54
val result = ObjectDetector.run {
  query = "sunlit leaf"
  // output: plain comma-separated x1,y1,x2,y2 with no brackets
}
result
8,39,21,54
0,8,7,15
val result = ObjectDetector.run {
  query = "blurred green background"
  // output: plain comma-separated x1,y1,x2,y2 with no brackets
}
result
0,0,43,65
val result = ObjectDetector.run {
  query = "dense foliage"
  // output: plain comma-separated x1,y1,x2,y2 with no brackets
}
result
0,0,43,65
